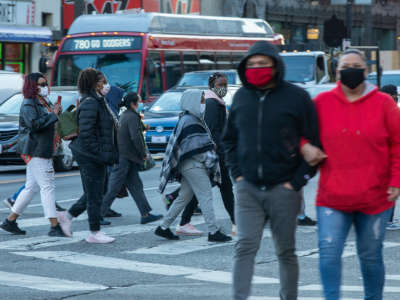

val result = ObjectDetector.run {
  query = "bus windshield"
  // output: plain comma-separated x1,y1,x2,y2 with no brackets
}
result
281,56,315,83
53,52,141,93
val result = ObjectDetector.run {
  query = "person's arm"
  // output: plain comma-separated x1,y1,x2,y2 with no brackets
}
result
289,95,320,191
128,114,147,160
222,97,242,181
20,101,58,133
204,98,220,143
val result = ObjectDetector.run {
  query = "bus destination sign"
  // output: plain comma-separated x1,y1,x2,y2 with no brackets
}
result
62,36,142,52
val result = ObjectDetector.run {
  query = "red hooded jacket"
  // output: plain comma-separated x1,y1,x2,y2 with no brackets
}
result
314,82,400,214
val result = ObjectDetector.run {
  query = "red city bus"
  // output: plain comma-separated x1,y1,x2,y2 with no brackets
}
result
52,11,283,101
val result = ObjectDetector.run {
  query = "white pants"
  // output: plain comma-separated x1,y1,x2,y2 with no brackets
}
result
12,157,57,218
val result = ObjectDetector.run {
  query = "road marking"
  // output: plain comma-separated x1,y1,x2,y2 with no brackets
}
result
299,284,400,293
17,214,88,228
126,235,236,255
387,275,400,280
296,241,400,258
249,297,362,300
0,270,107,292
0,172,81,184
12,251,279,285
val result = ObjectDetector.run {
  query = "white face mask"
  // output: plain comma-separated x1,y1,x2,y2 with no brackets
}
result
101,83,111,95
200,103,206,114
39,86,49,97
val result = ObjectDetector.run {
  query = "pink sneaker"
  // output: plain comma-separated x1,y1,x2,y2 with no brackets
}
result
232,224,237,236
176,223,203,236
86,231,115,244
57,211,72,237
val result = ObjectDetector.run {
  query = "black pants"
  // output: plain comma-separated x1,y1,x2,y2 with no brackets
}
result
168,155,235,226
101,157,152,217
69,155,106,232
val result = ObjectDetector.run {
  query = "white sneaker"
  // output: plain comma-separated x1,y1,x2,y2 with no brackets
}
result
86,231,115,244
232,224,237,235
176,223,203,236
57,211,72,237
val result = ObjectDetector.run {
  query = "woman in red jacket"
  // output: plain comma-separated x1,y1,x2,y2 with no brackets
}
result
304,49,400,300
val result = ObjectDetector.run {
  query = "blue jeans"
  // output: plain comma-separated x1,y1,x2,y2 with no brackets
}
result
317,206,392,300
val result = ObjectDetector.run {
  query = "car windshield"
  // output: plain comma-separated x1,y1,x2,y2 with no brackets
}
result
149,92,183,113
367,74,400,87
177,72,237,87
53,53,141,93
0,92,79,115
282,56,315,83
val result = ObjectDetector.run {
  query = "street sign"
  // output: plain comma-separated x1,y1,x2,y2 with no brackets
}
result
331,0,372,4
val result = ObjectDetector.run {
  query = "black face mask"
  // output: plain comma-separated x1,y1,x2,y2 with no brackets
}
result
340,68,365,89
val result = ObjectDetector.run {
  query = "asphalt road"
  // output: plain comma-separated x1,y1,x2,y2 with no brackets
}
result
0,164,399,300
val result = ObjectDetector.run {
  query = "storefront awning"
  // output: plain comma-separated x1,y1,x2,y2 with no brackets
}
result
0,25,52,43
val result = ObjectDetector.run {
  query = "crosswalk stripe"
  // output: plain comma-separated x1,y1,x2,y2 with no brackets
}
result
126,235,236,255
12,251,279,285
296,241,400,259
17,214,88,228
299,284,400,293
387,275,400,280
249,297,362,300
0,270,107,292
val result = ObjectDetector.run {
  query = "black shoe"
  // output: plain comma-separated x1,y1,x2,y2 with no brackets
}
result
193,207,202,215
100,218,111,225
48,224,67,237
3,198,14,210
297,216,317,226
141,213,163,224
208,230,232,242
155,226,179,240
104,209,122,218
1,219,26,235
55,203,66,212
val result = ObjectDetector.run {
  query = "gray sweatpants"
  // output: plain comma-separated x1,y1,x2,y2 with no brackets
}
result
233,180,300,300
161,156,219,234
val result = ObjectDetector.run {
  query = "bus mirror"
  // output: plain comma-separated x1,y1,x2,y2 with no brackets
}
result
146,59,156,78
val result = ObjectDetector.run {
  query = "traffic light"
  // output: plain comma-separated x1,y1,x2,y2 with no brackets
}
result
323,15,347,47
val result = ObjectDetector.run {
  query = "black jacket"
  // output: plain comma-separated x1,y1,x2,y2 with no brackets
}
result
204,96,227,155
16,97,58,159
118,108,146,164
223,41,319,191
69,90,118,166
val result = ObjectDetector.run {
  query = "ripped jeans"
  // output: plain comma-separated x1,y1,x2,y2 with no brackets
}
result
317,206,392,300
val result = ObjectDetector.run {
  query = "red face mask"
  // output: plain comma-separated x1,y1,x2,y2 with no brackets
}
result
245,67,274,88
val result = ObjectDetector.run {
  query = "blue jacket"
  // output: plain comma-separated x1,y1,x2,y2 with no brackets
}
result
105,86,124,117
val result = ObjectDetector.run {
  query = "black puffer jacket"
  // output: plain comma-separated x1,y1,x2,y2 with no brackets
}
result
204,95,227,155
16,97,58,159
223,41,319,191
69,90,118,165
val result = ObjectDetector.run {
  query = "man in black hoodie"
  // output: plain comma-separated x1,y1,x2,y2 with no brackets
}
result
224,41,319,300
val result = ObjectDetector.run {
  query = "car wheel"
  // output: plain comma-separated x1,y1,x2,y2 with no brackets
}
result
53,154,74,172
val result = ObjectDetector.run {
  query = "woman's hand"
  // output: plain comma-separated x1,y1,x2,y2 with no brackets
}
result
52,103,62,115
388,187,400,202
301,143,327,166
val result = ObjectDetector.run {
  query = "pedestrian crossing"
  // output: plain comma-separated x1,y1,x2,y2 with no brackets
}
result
0,215,399,299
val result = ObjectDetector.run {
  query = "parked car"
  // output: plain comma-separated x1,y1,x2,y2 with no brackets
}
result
143,86,240,153
176,70,241,87
0,71,24,105
0,88,79,171
367,70,400,92
303,83,336,99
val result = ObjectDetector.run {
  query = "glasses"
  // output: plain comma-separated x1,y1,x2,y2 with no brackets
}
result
38,82,48,87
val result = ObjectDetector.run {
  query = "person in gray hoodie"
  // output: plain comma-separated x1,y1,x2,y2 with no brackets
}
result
156,89,232,242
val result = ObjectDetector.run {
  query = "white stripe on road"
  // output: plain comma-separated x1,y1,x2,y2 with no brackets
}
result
387,275,400,280
12,251,279,285
0,223,156,250
126,235,236,255
296,241,400,259
17,214,88,228
299,284,400,293
249,297,362,300
0,270,107,292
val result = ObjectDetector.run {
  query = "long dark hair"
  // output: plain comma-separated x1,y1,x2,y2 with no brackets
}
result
22,72,45,99
77,68,103,94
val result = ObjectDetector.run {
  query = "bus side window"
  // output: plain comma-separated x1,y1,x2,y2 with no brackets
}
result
164,51,183,89
216,52,234,70
147,51,162,95
199,52,215,70
182,52,199,74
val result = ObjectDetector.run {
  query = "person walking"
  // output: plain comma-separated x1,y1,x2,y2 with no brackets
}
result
155,89,232,242
302,49,400,300
101,92,163,224
0,73,68,237
224,41,319,300
58,68,119,243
